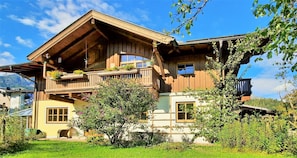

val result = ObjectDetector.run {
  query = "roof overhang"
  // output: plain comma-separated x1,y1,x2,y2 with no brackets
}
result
0,62,43,77
239,104,275,115
179,34,246,46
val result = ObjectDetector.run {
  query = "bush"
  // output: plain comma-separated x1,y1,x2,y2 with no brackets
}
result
0,141,29,155
284,134,297,155
129,131,167,147
87,135,110,146
25,128,46,140
219,115,293,154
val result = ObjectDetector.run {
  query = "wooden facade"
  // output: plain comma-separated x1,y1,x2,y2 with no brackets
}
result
0,10,253,140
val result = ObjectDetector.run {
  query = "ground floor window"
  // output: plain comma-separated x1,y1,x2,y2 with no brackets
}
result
139,112,148,123
176,102,195,122
46,107,68,123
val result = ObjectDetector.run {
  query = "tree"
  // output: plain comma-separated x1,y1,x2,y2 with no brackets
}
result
170,0,297,72
169,0,209,35
75,78,156,147
187,41,244,143
252,0,297,72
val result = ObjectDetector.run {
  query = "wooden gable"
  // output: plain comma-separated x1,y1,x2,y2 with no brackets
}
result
27,10,175,72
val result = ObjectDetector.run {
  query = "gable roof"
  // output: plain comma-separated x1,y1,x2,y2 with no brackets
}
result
27,10,175,62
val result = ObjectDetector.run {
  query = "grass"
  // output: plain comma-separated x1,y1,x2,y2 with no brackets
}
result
2,140,295,158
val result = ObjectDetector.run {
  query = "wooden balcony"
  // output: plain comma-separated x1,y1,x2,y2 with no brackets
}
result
45,68,161,94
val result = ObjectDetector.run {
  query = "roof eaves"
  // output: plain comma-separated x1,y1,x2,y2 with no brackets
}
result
179,34,246,46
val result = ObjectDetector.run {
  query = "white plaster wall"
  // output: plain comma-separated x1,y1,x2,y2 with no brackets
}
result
151,92,209,143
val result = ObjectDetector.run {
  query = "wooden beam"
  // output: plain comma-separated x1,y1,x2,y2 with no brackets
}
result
153,41,165,80
63,40,99,65
49,94,74,103
50,29,97,60
91,19,109,40
109,28,152,46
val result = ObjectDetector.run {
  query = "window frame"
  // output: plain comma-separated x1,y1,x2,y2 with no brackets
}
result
177,63,195,75
176,102,195,123
46,107,68,124
120,54,149,68
138,111,148,123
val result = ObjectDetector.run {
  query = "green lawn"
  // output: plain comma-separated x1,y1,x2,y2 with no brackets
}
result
2,140,294,158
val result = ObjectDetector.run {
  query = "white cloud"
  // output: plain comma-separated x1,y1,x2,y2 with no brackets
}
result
0,39,11,47
241,53,297,99
9,0,149,38
0,51,15,66
8,15,36,26
15,36,34,48
251,78,294,99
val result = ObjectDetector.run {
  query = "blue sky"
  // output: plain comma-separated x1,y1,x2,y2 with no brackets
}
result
0,0,294,99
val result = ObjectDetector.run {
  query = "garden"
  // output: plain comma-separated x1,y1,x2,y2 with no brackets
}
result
2,140,293,158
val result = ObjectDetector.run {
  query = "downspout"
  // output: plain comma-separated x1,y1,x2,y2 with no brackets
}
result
43,61,47,79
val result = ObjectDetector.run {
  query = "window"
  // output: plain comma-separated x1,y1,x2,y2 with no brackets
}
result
177,63,194,75
139,112,148,123
46,107,68,123
176,102,194,122
121,55,149,68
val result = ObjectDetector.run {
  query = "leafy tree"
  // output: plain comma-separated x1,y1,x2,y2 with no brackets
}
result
187,41,244,143
282,89,297,129
75,78,156,147
252,0,297,72
169,0,209,35
170,0,297,72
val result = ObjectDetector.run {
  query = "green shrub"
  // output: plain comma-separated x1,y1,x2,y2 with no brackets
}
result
121,64,135,71
87,135,110,146
129,131,167,147
219,115,293,154
0,111,31,155
285,135,297,155
0,141,29,155
25,128,46,140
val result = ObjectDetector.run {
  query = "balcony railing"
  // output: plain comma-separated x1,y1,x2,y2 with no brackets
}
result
236,78,252,96
45,68,160,94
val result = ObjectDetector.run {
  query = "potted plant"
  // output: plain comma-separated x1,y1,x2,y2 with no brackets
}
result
121,64,135,71
48,70,63,80
60,69,86,80
73,69,85,74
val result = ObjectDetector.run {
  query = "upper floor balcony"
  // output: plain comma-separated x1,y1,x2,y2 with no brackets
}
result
44,67,252,101
45,68,161,94
236,78,252,96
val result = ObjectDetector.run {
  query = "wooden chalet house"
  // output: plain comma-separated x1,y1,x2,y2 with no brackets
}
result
0,10,253,142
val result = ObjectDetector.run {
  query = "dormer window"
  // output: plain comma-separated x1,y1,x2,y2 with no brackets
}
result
177,63,194,75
